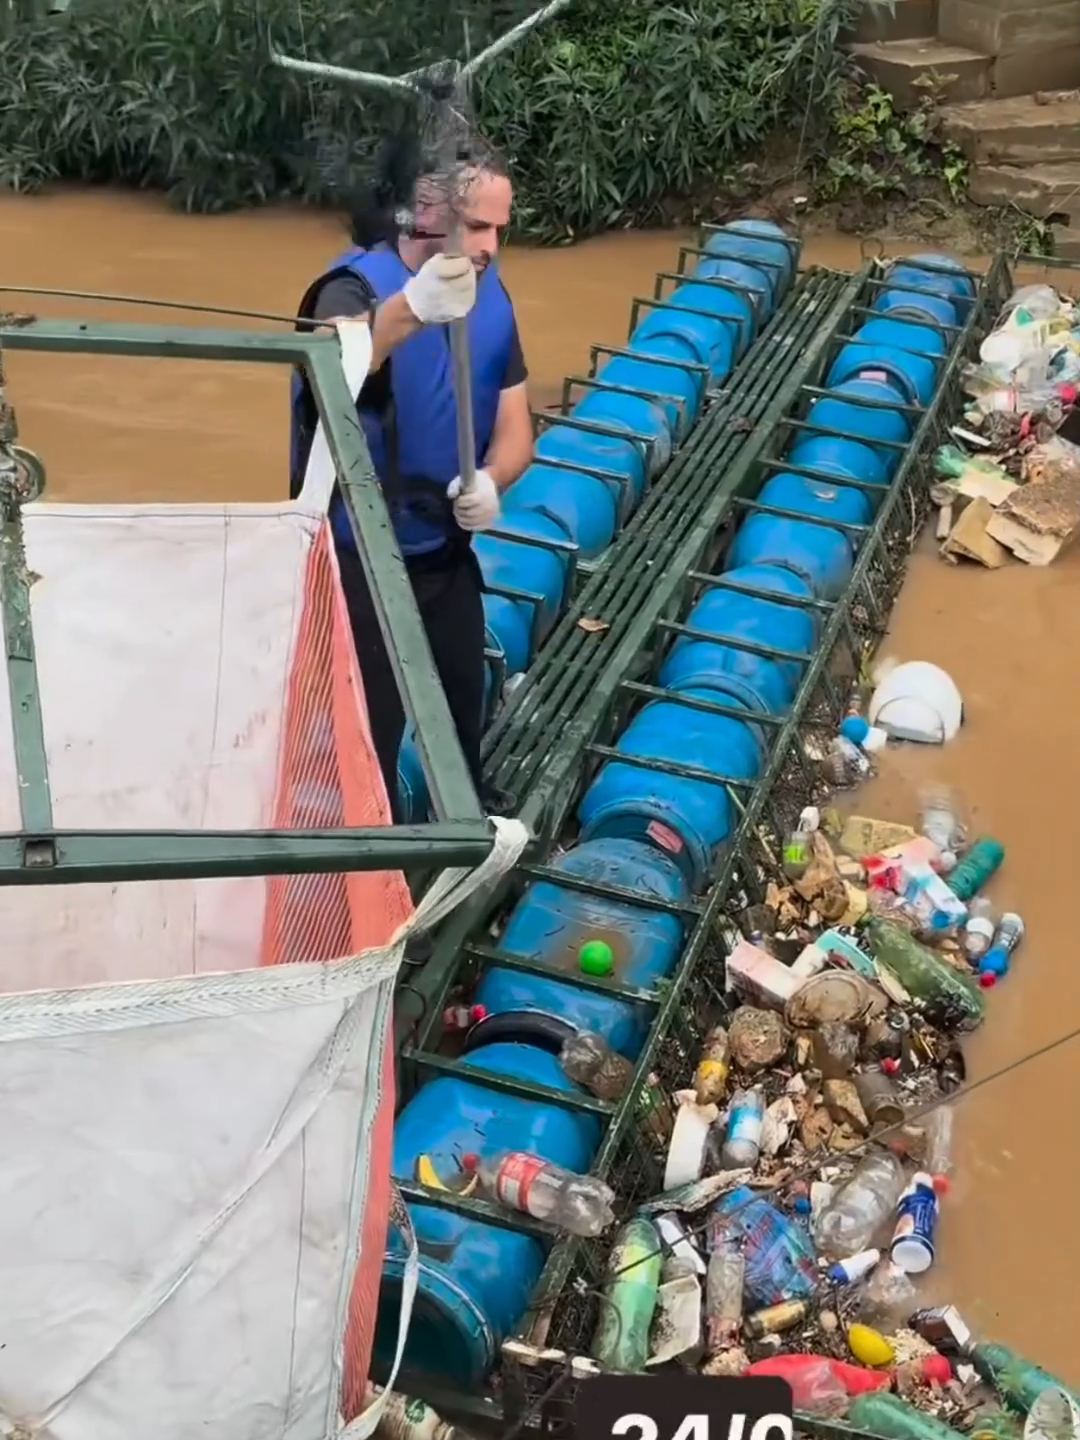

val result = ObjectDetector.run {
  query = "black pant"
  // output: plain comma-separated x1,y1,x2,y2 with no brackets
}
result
336,540,487,821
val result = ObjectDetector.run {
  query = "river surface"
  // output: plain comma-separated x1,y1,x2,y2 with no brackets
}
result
2,189,1079,1382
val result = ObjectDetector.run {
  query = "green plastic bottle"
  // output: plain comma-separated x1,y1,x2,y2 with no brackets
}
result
591,1216,662,1372
971,1342,1080,1415
848,1392,969,1440
969,1408,1025,1440
946,838,1005,902
862,916,986,1030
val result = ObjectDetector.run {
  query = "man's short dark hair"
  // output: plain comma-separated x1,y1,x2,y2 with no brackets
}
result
349,121,507,249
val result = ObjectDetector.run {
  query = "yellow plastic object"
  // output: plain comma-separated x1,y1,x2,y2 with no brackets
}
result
848,1323,897,1368
416,1153,479,1196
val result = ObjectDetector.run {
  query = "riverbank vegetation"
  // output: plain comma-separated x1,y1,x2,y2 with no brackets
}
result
0,0,972,241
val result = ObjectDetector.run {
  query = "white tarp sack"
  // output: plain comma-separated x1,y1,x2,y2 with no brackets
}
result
0,320,529,1439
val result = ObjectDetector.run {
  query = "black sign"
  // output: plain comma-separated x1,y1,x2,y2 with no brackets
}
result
575,1374,794,1440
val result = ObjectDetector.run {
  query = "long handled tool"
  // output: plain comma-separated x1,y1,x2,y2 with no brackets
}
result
272,0,571,493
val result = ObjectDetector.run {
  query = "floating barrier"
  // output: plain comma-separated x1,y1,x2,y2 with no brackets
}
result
380,251,998,1425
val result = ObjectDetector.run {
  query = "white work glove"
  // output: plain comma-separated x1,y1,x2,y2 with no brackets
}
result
447,469,500,532
402,252,477,325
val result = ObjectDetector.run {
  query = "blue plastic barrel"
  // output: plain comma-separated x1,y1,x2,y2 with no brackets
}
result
888,254,975,314
503,463,618,560
534,419,647,516
803,378,912,474
475,511,573,649
757,471,873,528
663,282,757,369
573,388,674,482
852,317,948,361
377,1043,601,1387
728,505,856,602
474,837,688,1055
694,256,774,323
631,302,740,384
597,349,702,440
578,689,763,890
704,221,798,303
483,591,533,675
623,330,709,420
658,563,816,717
872,288,958,331
826,338,937,406
788,435,888,490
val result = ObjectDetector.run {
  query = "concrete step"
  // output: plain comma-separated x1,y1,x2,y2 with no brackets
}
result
968,162,1080,224
1054,227,1080,263
939,0,1080,96
941,92,1080,167
850,0,938,44
849,37,992,108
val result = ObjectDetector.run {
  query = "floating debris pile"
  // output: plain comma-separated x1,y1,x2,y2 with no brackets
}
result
934,280,1080,568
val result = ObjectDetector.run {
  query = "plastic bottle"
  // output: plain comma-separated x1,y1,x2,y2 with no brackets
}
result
964,898,996,961
694,1024,731,1105
720,1087,765,1169
813,1150,907,1259
828,1247,882,1284
443,1003,488,1033
889,1171,939,1274
922,1107,954,1195
827,735,873,787
970,1342,1080,1413
946,838,1005,901
919,784,963,873
783,808,819,879
704,1230,745,1353
977,912,1024,988
591,1217,663,1372
560,1030,635,1101
848,1391,969,1440
465,1151,616,1237
863,916,986,1030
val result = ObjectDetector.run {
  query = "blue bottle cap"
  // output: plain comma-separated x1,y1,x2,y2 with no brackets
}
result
840,715,870,746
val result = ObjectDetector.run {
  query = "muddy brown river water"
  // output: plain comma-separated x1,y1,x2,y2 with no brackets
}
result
2,188,1079,1380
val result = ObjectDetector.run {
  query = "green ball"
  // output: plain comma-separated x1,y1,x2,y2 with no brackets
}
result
579,939,615,977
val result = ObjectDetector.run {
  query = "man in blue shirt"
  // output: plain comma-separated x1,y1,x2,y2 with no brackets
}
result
291,136,533,818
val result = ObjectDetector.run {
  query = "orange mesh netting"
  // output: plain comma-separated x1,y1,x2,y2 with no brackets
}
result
261,519,412,1419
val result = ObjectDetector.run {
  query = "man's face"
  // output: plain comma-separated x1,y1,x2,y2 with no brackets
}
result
411,167,513,272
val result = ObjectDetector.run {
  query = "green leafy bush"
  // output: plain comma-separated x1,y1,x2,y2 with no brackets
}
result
0,0,859,237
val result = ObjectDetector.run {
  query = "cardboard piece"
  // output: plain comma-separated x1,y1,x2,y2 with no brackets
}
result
942,497,1010,568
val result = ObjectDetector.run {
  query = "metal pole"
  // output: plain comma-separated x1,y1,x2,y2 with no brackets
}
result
271,0,573,495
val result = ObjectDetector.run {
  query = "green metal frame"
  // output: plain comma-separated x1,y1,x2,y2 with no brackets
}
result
0,316,496,880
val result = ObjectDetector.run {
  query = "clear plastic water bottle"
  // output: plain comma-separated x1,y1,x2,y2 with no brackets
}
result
919,784,962,873
559,1030,634,1101
964,898,996,961
720,1087,766,1169
465,1151,616,1236
813,1151,907,1259
704,1228,745,1353
977,912,1025,988
922,1107,954,1195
